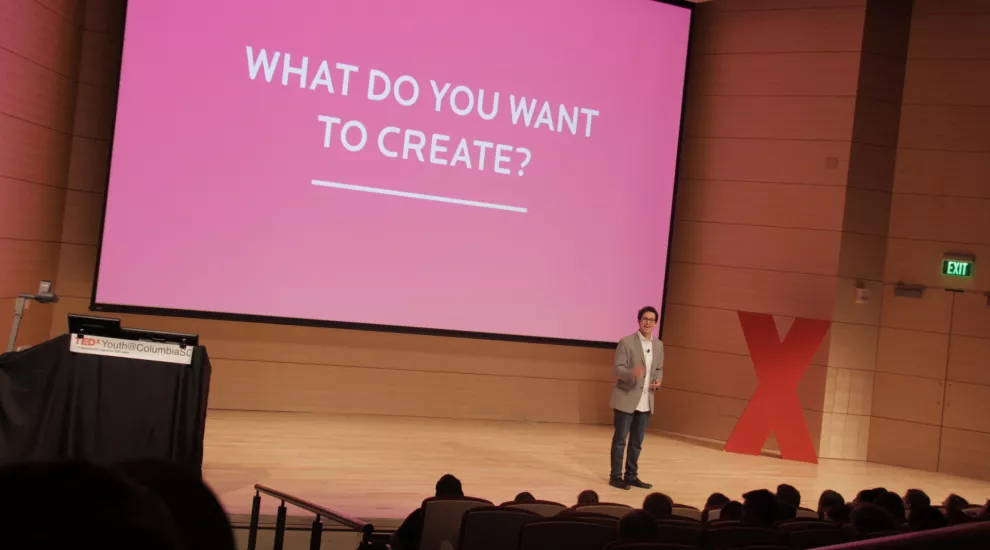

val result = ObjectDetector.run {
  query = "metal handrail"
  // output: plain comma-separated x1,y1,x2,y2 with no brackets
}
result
247,484,375,550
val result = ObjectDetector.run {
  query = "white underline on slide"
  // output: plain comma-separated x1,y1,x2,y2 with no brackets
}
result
311,180,528,213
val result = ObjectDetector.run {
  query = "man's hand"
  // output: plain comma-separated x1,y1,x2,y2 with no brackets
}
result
632,364,646,378
649,379,662,390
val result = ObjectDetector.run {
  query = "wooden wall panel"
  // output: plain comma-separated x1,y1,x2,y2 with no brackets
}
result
840,188,891,236
684,96,856,141
60,189,104,245
846,142,897,192
674,180,846,231
83,0,126,34
663,346,826,412
950,292,990,339
705,0,866,11
0,49,77,132
942,382,990,434
907,13,990,59
878,284,953,334
36,0,83,22
66,137,110,193
71,84,115,140
939,427,990,481
667,263,837,320
875,327,949,380
879,0,990,480
687,52,861,97
912,0,990,15
899,105,990,153
871,372,945,426
888,194,990,244
0,0,80,349
670,221,841,276
0,240,60,298
894,149,990,199
947,335,990,386
827,322,878,370
903,60,990,106
850,99,901,148
77,30,122,88
679,138,850,186
208,359,615,425
54,243,96,299
884,238,990,291
836,232,886,281
0,114,72,186
0,178,67,242
867,417,941,471
693,6,866,54
0,0,82,78
832,277,883,326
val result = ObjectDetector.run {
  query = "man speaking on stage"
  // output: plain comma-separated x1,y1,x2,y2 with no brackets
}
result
609,306,664,490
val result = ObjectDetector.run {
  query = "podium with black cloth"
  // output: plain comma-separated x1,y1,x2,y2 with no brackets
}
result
0,315,211,471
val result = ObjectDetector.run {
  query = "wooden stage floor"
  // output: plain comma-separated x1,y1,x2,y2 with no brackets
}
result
203,410,990,522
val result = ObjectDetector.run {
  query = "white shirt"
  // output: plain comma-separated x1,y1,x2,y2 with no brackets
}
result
636,331,653,412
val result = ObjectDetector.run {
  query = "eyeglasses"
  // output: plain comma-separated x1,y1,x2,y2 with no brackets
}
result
641,318,657,324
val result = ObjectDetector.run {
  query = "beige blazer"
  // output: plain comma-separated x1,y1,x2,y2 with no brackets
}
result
609,332,664,414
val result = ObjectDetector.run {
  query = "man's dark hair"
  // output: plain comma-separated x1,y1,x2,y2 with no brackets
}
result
850,503,898,534
705,492,730,510
435,474,463,497
944,493,969,511
719,501,743,521
643,492,673,519
514,492,535,502
776,502,797,521
817,490,844,516
909,505,948,531
903,489,930,510
826,503,852,523
577,489,599,506
742,489,778,527
874,492,906,522
637,306,659,322
776,484,801,508
855,489,878,504
618,510,658,540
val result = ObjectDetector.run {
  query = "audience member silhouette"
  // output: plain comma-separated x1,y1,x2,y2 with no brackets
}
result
874,491,907,524
702,492,730,522
742,489,778,527
826,503,852,523
909,505,949,531
618,510,659,541
776,483,801,509
577,489,599,506
514,491,535,502
0,461,182,550
903,488,931,512
849,503,900,535
391,474,463,550
719,500,743,521
115,459,236,550
642,492,673,519
817,489,845,518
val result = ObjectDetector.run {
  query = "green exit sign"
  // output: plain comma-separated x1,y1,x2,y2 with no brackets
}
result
942,258,973,277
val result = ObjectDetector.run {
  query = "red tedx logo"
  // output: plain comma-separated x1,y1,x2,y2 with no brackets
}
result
724,312,830,464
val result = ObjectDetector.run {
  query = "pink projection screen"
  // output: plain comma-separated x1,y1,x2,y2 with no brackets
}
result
93,0,693,345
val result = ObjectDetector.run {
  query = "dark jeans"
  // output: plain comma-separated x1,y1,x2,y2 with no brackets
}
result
610,409,649,481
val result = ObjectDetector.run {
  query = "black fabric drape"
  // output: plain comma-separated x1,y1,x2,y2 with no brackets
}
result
0,334,211,471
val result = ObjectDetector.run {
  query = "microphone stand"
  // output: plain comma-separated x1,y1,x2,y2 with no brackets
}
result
6,292,60,353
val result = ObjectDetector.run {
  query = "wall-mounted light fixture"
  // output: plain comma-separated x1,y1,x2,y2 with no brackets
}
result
894,283,925,299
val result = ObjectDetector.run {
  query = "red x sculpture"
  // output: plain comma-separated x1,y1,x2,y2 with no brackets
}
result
724,312,830,464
